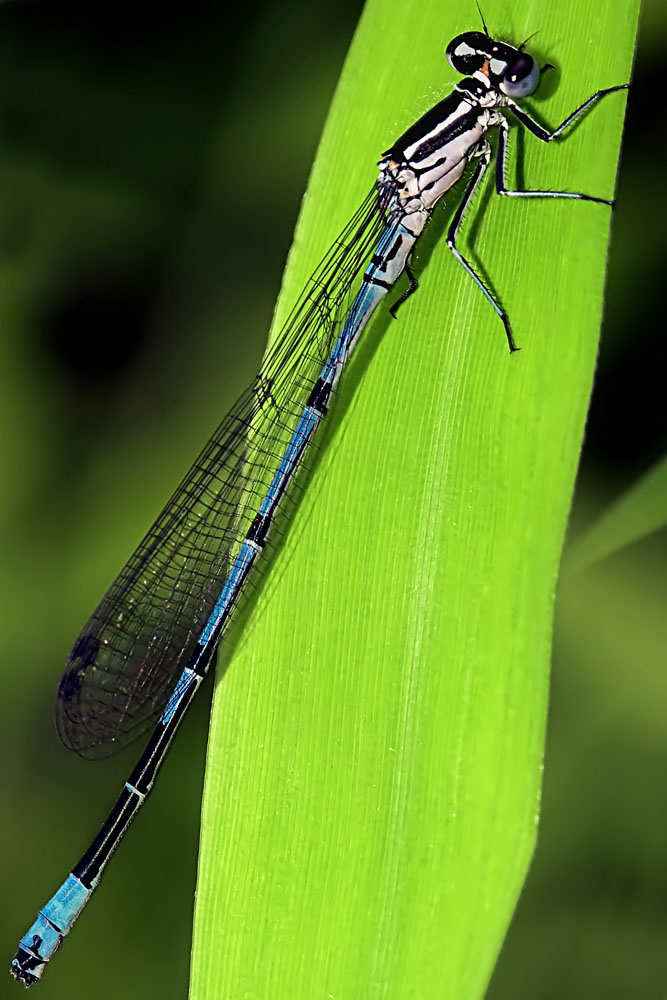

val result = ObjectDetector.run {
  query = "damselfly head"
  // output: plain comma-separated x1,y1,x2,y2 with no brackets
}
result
446,30,541,98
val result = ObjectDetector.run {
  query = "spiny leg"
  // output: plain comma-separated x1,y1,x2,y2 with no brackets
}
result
495,116,613,205
447,145,518,353
389,257,418,318
507,83,629,142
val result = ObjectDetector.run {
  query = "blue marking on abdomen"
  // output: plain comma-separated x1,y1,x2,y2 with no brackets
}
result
198,540,258,645
195,225,399,660
159,667,197,726
332,280,387,362
258,407,320,517
329,224,400,363
14,874,91,976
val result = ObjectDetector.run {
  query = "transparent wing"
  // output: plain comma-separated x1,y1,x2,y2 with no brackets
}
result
55,185,391,758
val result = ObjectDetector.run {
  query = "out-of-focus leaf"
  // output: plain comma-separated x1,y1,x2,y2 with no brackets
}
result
567,455,667,572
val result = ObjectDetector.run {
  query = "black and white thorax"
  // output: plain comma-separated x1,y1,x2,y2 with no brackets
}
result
379,82,503,237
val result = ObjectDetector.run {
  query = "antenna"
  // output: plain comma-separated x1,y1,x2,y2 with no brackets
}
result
475,1,490,36
518,29,540,51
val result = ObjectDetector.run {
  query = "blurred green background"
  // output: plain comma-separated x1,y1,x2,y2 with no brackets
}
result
0,2,664,998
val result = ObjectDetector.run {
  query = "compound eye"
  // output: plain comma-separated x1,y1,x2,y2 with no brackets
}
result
500,53,540,97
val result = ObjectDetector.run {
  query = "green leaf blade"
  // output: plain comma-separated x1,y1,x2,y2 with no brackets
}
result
190,0,639,996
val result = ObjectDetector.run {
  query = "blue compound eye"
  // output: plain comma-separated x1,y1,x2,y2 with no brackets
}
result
500,53,540,97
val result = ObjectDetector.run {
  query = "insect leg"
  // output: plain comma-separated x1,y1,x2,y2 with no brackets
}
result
389,257,418,318
447,144,518,353
507,84,629,142
495,115,613,205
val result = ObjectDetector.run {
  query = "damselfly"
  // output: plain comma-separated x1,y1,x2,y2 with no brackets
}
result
11,25,628,987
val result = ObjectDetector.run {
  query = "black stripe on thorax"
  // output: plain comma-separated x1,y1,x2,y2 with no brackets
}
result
408,152,450,177
383,89,483,164
409,106,483,165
